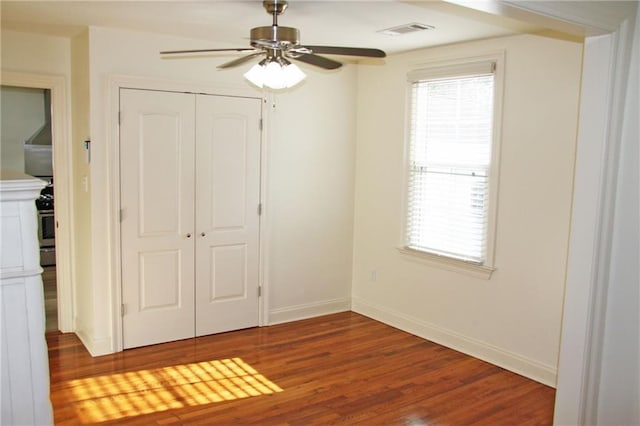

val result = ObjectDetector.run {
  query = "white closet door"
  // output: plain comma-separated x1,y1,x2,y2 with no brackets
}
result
120,89,196,349
194,94,261,336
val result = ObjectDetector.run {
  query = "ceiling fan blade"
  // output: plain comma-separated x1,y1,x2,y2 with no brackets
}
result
218,52,265,69
160,48,257,55
291,53,342,70
300,46,386,58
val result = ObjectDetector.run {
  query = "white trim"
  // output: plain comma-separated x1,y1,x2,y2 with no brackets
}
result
107,75,259,99
0,268,43,280
107,75,123,353
0,71,75,333
75,327,112,357
352,297,557,387
552,35,615,423
407,59,495,82
107,75,266,352
397,247,495,279
268,298,351,326
556,17,637,425
259,92,274,327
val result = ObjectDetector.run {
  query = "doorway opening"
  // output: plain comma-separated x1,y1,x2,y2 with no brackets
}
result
1,85,58,331
0,72,74,334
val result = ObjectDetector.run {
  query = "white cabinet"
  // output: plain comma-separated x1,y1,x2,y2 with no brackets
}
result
0,170,53,426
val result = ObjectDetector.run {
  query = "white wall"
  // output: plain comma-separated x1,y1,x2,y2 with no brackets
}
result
81,26,356,353
0,86,45,171
266,74,356,323
352,34,583,386
1,30,71,76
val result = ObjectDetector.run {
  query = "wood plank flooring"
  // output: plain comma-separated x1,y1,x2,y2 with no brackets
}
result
43,266,58,332
47,312,555,425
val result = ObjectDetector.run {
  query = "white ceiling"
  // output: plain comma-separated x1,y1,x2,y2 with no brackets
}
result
1,1,548,55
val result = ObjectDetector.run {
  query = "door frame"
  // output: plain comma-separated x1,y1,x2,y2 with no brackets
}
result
0,71,75,333
107,76,268,352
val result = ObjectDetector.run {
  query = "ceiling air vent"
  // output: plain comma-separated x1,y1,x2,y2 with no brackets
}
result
378,23,435,36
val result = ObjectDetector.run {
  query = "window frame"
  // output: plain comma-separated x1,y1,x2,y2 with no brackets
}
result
399,52,505,279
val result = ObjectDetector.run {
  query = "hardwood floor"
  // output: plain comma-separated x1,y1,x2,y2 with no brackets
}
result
43,266,58,332
47,312,555,425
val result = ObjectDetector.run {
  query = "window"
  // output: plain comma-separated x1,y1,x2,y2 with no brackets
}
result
403,58,502,273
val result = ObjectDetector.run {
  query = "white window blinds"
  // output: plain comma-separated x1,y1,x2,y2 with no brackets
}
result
406,62,495,264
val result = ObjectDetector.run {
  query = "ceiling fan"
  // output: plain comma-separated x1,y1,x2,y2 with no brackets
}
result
160,0,386,89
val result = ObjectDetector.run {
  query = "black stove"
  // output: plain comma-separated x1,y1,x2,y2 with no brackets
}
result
35,179,55,266
36,193,54,211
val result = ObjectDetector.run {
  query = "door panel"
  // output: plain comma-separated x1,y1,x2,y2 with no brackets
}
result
195,94,261,336
208,244,248,301
120,89,196,349
208,115,248,230
138,114,183,235
139,250,181,309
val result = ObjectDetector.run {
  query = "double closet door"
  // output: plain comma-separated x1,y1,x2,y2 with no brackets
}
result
119,89,262,349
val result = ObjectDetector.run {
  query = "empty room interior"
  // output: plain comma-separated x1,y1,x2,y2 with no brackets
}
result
1,1,638,425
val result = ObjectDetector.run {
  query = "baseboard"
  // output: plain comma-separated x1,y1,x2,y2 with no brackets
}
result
351,297,557,387
74,322,113,357
268,297,351,325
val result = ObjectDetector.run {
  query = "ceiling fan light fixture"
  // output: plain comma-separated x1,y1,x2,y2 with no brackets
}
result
164,0,385,90
244,57,306,90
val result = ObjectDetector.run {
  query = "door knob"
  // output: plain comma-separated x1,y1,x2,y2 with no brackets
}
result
186,233,191,238
201,232,206,237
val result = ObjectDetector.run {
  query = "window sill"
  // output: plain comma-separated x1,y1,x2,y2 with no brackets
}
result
397,247,495,279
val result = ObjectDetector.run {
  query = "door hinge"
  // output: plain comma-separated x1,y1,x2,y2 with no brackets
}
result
258,203,262,216
258,286,262,297
118,111,122,125
259,118,263,131
119,208,124,222
121,303,125,317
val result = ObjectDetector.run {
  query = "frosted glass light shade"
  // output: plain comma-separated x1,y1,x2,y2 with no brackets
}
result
244,64,266,88
281,62,306,87
244,61,306,90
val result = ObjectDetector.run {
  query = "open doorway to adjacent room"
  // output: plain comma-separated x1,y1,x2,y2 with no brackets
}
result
1,85,58,331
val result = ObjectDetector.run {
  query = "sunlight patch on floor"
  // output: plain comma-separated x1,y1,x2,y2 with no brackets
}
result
66,357,283,423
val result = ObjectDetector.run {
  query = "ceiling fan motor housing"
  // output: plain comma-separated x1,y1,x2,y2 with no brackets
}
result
250,26,300,49
263,0,288,16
